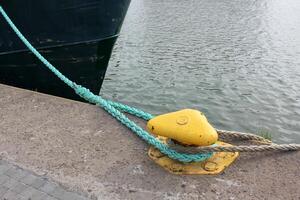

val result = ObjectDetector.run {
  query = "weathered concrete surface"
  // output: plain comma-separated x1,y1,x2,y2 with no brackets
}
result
0,84,300,200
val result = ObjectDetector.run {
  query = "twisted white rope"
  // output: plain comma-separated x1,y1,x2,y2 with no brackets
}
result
168,130,300,153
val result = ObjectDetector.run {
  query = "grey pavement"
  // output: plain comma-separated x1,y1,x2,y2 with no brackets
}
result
0,159,89,200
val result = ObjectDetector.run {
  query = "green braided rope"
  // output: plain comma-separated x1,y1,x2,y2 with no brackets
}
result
0,6,213,163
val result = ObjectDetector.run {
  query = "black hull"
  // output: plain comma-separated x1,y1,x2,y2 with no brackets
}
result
0,37,117,101
0,0,130,101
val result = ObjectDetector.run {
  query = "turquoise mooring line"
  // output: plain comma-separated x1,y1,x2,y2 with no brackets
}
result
0,6,213,162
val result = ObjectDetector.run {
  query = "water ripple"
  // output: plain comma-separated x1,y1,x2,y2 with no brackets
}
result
101,0,300,143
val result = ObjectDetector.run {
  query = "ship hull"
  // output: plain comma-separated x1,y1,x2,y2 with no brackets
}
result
0,0,130,101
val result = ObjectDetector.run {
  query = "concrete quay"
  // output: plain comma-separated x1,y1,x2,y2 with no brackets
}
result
0,84,300,200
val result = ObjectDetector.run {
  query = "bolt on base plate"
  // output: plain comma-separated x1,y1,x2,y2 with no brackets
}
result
148,137,239,175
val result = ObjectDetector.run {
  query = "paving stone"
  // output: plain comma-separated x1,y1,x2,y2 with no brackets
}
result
0,185,9,196
30,177,47,189
2,189,23,200
1,178,19,189
5,167,29,180
0,159,89,200
0,160,6,165
60,191,89,200
30,190,49,200
19,174,38,185
18,194,44,200
16,196,29,200
0,160,11,166
0,174,10,185
49,187,68,199
20,175,47,190
45,196,59,200
39,181,57,194
9,181,28,194
19,187,47,200
0,164,11,175
44,196,59,200
16,186,37,199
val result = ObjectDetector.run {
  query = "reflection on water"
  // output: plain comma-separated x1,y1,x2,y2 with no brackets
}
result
101,0,300,143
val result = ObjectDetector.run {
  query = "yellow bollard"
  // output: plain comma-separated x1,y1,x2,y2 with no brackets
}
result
147,109,218,146
147,109,239,175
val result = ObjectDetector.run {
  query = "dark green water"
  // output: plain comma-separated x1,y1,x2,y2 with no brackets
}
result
101,0,300,143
